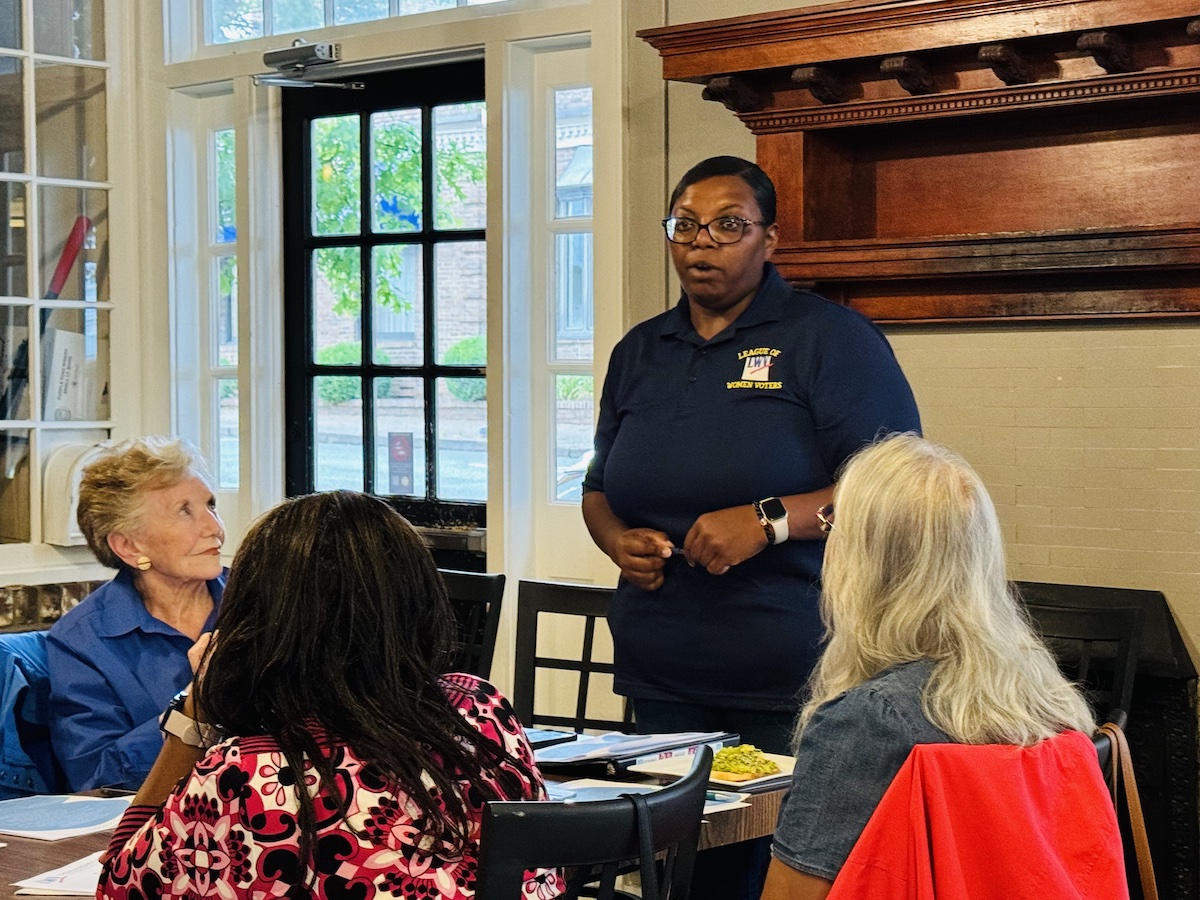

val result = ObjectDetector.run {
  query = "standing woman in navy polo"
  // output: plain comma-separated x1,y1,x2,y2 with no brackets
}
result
581,156,921,897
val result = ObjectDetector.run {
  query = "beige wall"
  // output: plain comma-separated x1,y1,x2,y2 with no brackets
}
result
627,0,1200,663
892,326,1200,659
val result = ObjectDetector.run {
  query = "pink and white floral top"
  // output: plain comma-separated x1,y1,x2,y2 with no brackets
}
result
98,674,562,900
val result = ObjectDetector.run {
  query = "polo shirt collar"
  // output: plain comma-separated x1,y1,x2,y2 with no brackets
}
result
94,568,224,639
658,263,790,345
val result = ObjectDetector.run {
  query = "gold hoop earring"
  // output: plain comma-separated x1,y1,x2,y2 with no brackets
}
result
136,556,152,571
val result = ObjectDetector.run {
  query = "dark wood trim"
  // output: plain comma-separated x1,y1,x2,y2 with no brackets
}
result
638,0,1196,81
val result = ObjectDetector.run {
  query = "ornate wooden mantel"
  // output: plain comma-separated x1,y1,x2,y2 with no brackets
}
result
640,0,1200,323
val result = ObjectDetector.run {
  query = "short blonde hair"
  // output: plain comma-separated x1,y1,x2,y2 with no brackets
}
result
77,437,213,569
799,433,1094,746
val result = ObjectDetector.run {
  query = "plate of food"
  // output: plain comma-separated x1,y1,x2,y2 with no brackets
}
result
628,744,794,788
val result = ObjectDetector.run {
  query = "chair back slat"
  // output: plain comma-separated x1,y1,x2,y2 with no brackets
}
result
476,746,711,900
1015,581,1141,717
514,579,632,732
440,570,505,679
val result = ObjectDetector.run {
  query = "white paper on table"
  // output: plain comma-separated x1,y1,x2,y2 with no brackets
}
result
0,795,131,840
12,850,102,896
546,779,750,814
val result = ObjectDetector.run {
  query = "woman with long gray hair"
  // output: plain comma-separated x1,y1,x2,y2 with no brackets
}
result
763,434,1104,899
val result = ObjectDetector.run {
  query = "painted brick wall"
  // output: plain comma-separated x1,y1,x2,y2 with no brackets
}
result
886,324,1200,658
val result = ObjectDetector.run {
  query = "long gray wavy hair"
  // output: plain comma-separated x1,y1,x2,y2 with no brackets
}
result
798,433,1095,746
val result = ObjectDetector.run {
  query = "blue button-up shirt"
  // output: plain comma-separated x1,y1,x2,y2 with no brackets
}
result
47,569,224,790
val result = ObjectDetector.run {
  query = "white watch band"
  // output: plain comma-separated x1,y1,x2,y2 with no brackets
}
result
754,499,789,545
161,709,220,749
768,511,789,545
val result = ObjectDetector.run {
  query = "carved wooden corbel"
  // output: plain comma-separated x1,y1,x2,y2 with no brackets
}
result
880,55,936,95
1187,19,1200,40
978,43,1033,85
701,75,768,113
790,65,849,104
1077,31,1134,73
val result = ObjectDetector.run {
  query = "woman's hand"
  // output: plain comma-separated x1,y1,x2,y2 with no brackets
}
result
581,491,673,591
187,630,216,678
682,505,768,575
611,528,674,591
184,631,217,721
683,487,838,574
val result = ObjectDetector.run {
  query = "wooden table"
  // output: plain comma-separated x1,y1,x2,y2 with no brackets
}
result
698,786,782,851
0,787,783,897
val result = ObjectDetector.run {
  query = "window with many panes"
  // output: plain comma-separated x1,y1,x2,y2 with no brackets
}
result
207,0,509,45
283,61,487,527
0,0,110,545
550,86,592,504
210,127,240,490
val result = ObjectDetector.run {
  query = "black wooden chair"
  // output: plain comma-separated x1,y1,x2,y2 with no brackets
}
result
440,569,505,679
513,579,633,732
475,746,712,900
1015,581,1141,717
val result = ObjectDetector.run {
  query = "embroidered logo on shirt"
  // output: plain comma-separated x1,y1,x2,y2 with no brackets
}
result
728,347,783,390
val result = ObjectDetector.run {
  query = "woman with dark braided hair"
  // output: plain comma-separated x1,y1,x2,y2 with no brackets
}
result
98,491,561,900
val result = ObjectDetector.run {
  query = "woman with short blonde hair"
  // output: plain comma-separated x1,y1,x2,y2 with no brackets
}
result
764,434,1096,900
48,436,225,791
76,437,213,569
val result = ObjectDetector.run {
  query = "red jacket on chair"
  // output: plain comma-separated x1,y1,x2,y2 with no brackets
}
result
827,729,1127,900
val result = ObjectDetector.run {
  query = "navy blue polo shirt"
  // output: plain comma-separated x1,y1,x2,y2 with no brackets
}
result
584,264,921,709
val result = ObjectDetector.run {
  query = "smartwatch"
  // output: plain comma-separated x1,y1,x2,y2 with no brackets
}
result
753,497,789,545
159,689,221,749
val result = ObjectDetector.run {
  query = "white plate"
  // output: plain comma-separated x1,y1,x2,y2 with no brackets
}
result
628,751,795,788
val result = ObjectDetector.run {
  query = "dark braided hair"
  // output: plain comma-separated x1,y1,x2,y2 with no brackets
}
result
196,491,536,881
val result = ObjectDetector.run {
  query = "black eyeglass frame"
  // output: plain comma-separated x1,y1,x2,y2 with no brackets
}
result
661,215,768,244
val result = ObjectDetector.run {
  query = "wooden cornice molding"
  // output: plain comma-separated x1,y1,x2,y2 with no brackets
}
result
637,0,1195,81
701,75,769,113
977,43,1033,85
790,65,851,104
1077,30,1136,74
738,66,1200,133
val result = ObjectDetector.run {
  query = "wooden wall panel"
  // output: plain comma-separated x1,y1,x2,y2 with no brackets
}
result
641,0,1200,322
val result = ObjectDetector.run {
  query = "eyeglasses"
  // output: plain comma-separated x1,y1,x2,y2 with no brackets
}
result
816,504,835,534
661,215,767,245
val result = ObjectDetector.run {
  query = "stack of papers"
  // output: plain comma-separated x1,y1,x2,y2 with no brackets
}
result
11,852,103,896
546,779,750,814
0,795,131,841
534,731,736,769
523,728,579,749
